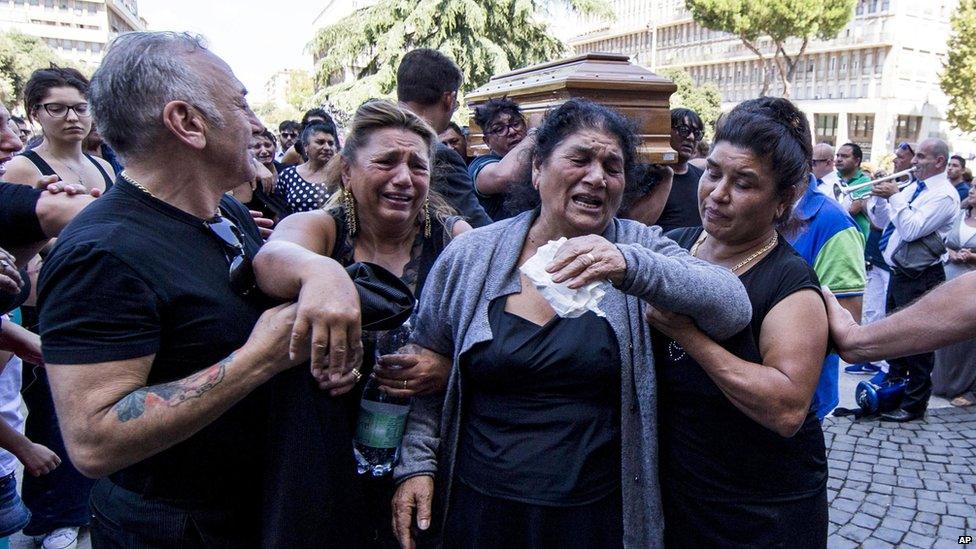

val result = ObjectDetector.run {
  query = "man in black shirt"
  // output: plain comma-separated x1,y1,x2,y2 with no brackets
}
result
38,32,361,546
651,108,706,232
396,48,491,227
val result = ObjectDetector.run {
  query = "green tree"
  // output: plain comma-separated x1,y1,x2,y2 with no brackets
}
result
685,0,855,97
942,0,976,132
309,0,612,113
285,69,315,112
661,67,722,141
0,31,67,107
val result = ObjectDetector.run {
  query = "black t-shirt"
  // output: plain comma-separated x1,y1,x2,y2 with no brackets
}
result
456,295,621,505
38,178,269,503
656,163,704,232
0,182,44,247
433,144,492,228
654,227,827,501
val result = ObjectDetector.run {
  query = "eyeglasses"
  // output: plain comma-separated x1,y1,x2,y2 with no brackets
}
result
812,158,833,165
37,103,91,119
205,214,256,296
897,142,915,155
673,124,704,142
487,117,525,136
281,132,298,139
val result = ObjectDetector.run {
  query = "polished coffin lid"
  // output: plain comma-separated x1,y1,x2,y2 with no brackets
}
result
465,53,678,163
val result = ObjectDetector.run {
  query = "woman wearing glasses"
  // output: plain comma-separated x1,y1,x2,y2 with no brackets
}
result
5,67,114,193
1,65,110,549
468,97,536,220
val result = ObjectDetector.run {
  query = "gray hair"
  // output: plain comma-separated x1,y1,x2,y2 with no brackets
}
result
89,32,224,161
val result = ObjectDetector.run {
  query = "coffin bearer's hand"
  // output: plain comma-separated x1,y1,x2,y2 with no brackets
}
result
392,475,434,549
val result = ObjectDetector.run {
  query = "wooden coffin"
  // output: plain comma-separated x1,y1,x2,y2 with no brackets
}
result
464,53,678,164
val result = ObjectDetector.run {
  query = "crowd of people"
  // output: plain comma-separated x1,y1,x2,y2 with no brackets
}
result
0,29,974,549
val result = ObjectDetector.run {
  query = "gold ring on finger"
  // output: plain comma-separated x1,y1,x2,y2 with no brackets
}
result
584,252,596,264
351,368,362,381
402,379,408,390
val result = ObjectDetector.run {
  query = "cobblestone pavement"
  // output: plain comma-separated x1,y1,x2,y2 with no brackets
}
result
823,406,976,549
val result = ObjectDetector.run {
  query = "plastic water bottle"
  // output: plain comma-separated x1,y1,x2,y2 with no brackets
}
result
354,321,412,476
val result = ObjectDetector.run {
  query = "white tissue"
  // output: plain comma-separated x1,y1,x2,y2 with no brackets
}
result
519,237,609,318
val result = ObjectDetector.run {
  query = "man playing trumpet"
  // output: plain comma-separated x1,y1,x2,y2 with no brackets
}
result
861,138,960,421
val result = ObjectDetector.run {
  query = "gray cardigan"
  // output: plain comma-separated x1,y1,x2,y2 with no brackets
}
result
394,210,753,548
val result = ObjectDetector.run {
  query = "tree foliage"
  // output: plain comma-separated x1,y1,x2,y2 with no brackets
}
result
309,0,612,114
685,0,854,97
285,69,316,112
0,31,67,107
661,67,722,141
942,0,976,132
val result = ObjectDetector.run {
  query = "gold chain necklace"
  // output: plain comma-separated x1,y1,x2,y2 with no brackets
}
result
120,172,220,218
691,231,779,273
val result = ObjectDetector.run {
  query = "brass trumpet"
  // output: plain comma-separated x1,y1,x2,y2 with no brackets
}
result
837,167,916,196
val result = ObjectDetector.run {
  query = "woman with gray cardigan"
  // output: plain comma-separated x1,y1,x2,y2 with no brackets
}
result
390,100,752,549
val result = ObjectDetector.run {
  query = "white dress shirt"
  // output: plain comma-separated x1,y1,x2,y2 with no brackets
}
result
817,171,841,200
867,170,960,266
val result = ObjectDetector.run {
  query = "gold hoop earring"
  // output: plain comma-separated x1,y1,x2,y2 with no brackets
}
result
343,188,358,235
423,196,432,239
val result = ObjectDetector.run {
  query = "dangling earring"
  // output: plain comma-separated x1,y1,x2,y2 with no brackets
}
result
343,188,358,235
423,196,432,239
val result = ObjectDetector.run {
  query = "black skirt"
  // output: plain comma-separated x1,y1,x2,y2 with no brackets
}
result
443,479,622,549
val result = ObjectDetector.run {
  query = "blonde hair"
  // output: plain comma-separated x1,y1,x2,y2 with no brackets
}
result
323,99,457,225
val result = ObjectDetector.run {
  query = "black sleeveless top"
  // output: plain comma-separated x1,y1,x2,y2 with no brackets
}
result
20,149,114,191
456,296,622,506
330,206,458,298
654,226,827,501
260,208,460,547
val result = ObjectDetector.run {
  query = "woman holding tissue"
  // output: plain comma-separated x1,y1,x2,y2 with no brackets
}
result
645,97,830,547
253,100,469,546
391,99,753,549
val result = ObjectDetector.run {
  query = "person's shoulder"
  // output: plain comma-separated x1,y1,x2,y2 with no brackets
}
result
767,239,820,286
686,162,705,177
807,194,857,233
2,154,43,185
91,155,115,175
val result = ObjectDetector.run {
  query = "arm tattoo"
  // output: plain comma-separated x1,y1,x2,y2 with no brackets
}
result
114,353,233,423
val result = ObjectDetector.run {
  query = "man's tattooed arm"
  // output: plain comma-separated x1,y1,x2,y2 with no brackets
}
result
113,353,233,423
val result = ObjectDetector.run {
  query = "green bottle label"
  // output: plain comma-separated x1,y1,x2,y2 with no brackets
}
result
355,401,408,449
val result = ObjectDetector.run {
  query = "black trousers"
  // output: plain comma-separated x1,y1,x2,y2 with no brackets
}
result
885,263,946,414
89,479,260,548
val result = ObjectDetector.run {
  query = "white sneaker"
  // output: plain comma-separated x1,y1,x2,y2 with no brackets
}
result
41,527,79,549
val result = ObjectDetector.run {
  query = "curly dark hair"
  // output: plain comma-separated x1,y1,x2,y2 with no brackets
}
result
473,97,523,133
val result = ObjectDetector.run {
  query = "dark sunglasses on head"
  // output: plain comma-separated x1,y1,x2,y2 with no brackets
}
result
205,215,257,296
673,124,704,142
898,142,914,155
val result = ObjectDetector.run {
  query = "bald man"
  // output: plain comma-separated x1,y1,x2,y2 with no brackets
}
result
812,143,840,198
864,138,960,421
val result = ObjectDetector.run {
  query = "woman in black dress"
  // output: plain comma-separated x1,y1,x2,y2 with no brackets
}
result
645,97,830,548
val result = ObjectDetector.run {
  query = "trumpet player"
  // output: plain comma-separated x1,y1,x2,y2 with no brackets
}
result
863,138,960,422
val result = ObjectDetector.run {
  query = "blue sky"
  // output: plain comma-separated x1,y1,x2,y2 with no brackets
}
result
139,0,325,103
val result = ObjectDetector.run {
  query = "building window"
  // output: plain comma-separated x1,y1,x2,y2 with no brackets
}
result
895,115,922,145
848,113,875,158
815,114,839,145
